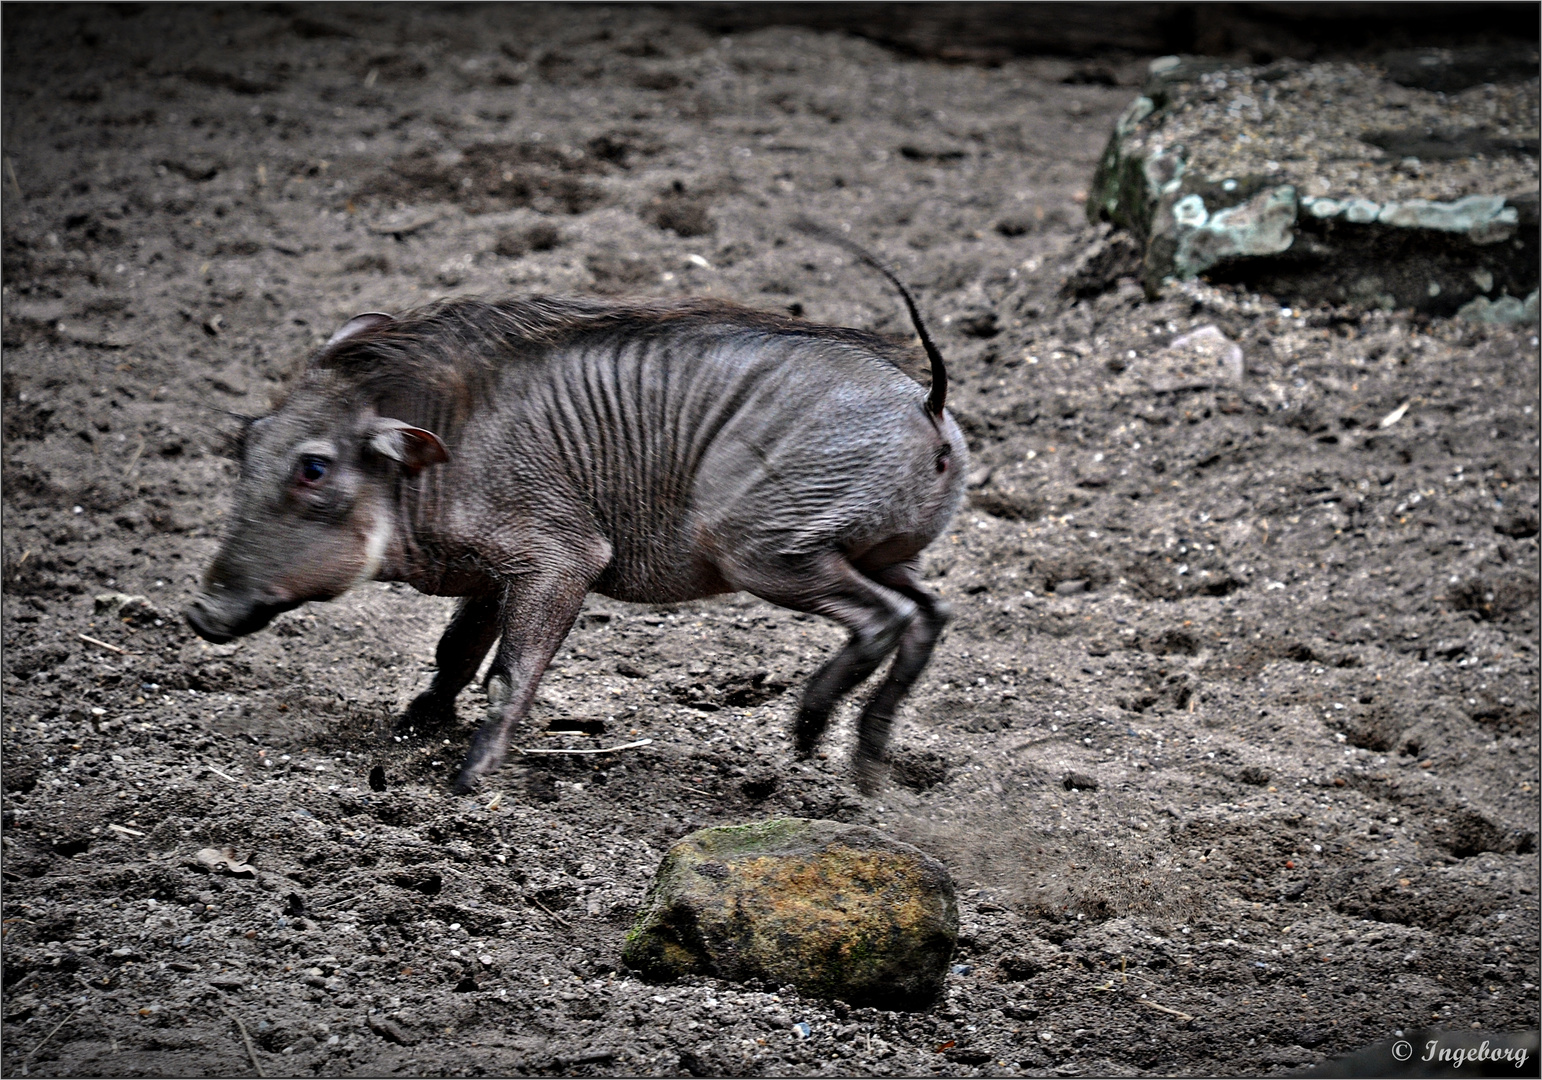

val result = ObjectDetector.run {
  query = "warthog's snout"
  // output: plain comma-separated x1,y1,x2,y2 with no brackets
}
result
185,589,298,644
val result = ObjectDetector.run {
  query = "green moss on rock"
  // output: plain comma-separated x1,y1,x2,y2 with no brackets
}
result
1087,57,1539,315
622,818,957,1009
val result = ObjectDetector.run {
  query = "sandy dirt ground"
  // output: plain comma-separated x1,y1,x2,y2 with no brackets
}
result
2,5,1538,1076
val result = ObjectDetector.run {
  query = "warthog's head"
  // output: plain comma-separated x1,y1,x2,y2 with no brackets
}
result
186,315,447,643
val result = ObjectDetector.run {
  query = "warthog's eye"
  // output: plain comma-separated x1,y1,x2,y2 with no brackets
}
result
297,455,330,485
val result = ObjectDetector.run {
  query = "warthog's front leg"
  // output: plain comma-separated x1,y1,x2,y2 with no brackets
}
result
399,589,502,734
452,544,610,794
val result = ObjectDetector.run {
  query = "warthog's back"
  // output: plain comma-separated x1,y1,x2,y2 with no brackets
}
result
328,297,966,603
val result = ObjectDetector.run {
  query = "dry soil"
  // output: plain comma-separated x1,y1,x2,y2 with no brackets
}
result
2,5,1538,1077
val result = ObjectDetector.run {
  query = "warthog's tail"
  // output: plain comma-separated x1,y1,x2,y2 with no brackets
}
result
791,218,948,418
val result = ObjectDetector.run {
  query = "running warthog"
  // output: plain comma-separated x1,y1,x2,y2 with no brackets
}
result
188,242,966,793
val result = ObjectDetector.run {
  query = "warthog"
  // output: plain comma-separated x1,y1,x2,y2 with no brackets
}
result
188,236,967,793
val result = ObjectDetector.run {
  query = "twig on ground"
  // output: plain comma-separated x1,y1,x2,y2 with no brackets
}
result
368,212,439,237
517,738,652,756
222,1006,266,1077
108,823,146,837
528,895,572,927
682,785,714,796
123,437,146,476
5,156,22,200
313,893,360,910
1140,999,1195,1021
78,633,129,655
202,765,242,784
1092,963,1158,992
24,1005,79,1070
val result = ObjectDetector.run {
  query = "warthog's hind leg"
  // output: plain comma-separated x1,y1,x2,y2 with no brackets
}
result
851,561,951,793
726,551,919,774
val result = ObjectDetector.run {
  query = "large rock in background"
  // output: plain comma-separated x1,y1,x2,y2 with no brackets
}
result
678,4,1540,66
1088,51,1539,318
622,818,958,1009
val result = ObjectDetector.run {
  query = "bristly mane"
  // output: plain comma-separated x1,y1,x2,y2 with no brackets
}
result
303,295,924,440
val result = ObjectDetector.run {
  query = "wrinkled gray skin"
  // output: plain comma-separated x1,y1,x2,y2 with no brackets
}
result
187,297,967,794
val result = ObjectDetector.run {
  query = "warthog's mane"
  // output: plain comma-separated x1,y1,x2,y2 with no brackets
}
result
293,294,920,442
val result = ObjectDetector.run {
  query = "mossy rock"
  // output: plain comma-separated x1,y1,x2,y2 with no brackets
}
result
1087,55,1538,319
622,818,957,1009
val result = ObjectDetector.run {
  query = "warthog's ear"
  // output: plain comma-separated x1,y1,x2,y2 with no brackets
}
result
327,311,394,346
366,418,449,473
